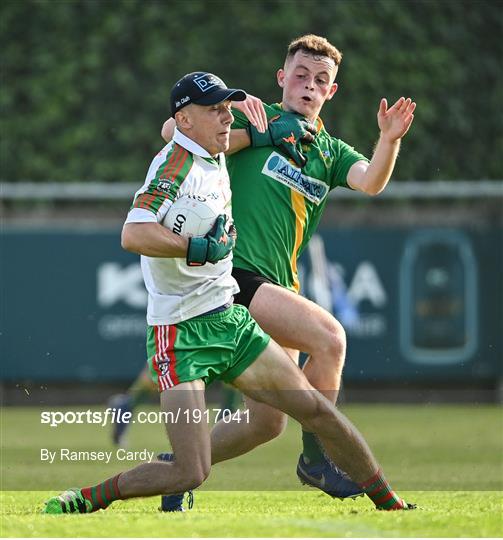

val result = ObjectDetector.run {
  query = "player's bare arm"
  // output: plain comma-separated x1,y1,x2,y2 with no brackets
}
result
347,97,416,195
225,128,252,155
232,94,268,133
224,95,268,154
161,94,267,150
162,116,250,156
161,117,176,143
162,95,313,165
122,222,188,258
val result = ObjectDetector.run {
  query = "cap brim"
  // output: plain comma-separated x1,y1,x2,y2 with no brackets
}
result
194,88,247,106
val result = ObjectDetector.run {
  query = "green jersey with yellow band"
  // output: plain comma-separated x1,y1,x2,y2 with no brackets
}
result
229,103,369,293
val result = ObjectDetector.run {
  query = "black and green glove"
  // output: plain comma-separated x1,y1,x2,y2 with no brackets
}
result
248,112,317,168
186,214,234,267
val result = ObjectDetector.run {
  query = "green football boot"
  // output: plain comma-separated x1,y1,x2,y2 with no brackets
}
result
43,488,92,514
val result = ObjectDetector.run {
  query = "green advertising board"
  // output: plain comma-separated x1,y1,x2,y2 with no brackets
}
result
1,226,501,383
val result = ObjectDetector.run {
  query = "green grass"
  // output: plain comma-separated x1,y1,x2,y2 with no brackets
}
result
1,404,502,537
1,490,503,537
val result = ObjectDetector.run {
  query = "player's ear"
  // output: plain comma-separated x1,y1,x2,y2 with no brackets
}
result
175,108,192,130
326,82,338,101
277,68,285,88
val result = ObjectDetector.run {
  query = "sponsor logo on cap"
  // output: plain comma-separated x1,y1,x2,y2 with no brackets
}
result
175,96,191,108
193,73,224,92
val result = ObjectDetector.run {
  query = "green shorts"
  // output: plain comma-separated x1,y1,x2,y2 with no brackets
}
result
147,304,270,391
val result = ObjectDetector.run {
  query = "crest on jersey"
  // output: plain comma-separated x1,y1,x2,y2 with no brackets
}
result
157,179,175,193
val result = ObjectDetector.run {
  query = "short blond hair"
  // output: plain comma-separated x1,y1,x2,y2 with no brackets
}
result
286,34,342,66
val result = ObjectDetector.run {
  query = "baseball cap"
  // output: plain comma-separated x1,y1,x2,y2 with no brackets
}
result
170,72,247,116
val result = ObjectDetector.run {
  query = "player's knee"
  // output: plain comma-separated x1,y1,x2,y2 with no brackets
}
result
179,464,211,491
315,317,346,365
328,318,346,359
251,411,287,443
188,467,211,490
160,458,211,492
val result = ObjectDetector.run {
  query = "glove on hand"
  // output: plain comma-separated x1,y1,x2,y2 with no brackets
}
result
248,112,316,167
186,215,234,266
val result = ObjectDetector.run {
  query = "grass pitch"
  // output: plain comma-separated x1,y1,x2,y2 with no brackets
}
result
1,404,502,537
2,490,502,537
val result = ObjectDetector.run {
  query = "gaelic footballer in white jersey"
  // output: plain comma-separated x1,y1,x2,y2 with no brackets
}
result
125,128,239,325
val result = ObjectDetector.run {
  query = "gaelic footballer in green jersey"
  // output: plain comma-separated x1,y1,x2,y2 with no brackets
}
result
229,103,368,294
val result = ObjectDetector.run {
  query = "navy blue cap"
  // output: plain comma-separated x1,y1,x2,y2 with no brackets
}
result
171,72,246,116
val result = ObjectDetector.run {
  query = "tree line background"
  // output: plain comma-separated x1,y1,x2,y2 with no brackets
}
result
1,0,502,183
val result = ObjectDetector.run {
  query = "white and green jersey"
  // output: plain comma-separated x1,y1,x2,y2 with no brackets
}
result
125,128,238,325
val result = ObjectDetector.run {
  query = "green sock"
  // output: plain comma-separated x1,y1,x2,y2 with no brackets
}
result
301,430,325,464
